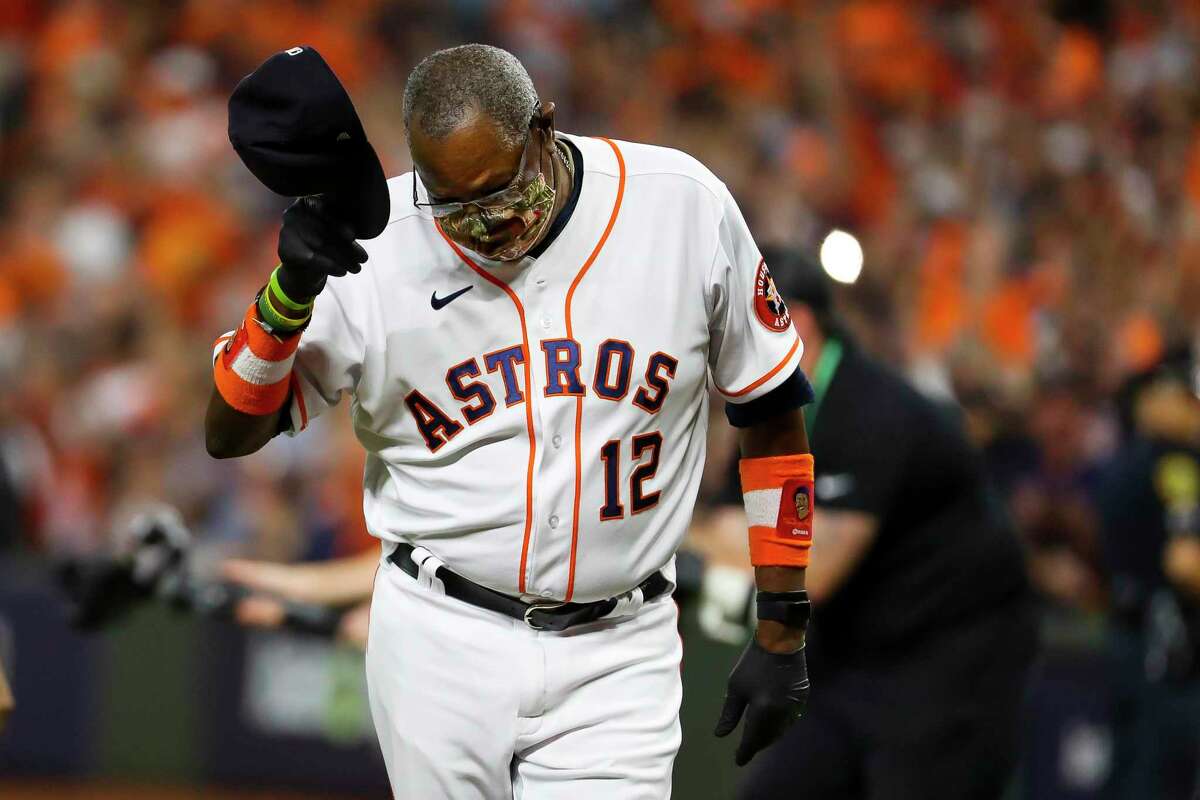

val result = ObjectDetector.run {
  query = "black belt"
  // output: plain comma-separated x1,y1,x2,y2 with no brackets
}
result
387,542,672,632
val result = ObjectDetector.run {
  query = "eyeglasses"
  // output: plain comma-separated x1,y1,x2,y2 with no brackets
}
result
412,126,541,219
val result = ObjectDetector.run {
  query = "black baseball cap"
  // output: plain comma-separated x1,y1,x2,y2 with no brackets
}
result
759,244,832,314
228,46,390,239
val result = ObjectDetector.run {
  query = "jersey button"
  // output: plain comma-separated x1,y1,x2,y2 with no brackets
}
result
535,278,547,287
549,515,560,529
552,434,563,448
540,315,552,329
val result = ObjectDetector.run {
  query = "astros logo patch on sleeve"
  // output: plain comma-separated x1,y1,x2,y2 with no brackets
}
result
753,260,791,332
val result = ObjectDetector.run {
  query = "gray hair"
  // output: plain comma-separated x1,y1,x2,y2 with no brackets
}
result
403,44,538,149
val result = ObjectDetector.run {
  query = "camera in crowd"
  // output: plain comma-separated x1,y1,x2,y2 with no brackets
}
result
56,504,343,637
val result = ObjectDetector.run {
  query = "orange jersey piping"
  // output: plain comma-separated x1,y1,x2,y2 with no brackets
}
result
563,136,627,601
436,225,539,594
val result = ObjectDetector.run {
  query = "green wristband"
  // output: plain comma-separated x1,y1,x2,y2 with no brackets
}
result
257,288,310,332
270,265,316,312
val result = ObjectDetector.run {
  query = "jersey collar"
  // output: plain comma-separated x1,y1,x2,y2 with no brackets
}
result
526,136,584,260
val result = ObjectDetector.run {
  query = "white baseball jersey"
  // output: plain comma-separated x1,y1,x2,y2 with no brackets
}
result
285,133,803,603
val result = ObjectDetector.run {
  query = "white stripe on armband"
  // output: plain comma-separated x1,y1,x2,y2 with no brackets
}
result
230,346,297,386
743,487,782,528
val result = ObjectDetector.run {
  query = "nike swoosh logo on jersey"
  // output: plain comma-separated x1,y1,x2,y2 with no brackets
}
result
815,473,855,501
431,285,473,310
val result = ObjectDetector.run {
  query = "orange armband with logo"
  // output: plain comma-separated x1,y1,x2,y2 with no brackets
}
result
212,300,302,415
738,453,814,567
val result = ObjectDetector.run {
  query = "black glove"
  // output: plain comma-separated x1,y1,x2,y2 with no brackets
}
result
276,196,369,301
714,639,810,766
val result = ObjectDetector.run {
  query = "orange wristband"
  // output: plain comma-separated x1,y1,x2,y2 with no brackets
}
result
212,300,301,415
739,453,814,567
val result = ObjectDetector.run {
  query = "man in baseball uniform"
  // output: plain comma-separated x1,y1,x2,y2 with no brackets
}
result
207,44,815,799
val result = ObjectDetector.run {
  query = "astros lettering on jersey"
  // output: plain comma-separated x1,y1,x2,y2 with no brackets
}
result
284,134,802,603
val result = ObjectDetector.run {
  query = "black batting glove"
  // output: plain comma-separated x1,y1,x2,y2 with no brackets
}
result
276,196,368,301
714,639,810,766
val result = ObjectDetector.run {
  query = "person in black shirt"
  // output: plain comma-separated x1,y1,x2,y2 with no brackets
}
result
1099,350,1200,799
690,246,1036,799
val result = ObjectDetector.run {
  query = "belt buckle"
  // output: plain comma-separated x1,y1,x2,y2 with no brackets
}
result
523,600,566,630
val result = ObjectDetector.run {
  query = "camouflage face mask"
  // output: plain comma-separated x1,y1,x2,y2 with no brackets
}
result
439,172,556,261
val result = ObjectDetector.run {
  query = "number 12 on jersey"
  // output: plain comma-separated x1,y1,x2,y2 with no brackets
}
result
599,431,663,520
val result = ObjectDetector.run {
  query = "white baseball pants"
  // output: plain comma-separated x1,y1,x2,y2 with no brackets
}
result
365,549,683,799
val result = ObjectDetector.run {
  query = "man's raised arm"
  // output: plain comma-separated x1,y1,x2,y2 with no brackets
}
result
205,198,365,459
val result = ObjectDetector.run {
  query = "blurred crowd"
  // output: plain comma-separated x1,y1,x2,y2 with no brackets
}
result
1,0,1199,629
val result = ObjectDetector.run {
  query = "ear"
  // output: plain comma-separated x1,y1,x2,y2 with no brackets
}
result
535,101,557,133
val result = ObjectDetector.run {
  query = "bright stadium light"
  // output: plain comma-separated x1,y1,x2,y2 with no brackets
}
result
819,229,863,284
